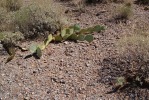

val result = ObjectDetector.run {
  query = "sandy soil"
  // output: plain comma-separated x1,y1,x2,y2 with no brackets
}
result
0,1,149,100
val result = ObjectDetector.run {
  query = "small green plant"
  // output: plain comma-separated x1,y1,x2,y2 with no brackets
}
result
106,77,127,93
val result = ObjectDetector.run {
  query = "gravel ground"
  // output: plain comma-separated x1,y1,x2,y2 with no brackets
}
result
0,1,149,100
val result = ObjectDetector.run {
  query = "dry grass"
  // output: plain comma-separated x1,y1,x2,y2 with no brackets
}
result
113,3,133,21
117,33,149,61
116,28,149,80
117,20,149,60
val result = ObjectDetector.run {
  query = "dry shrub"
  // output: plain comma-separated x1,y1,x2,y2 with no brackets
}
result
0,7,16,32
117,33,149,61
118,32,149,94
113,3,133,21
15,0,67,39
99,32,149,98
14,5,63,38
0,0,22,11
0,8,8,31
0,31,24,43
0,0,68,39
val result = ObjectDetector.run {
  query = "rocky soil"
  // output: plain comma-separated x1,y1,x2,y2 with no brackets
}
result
0,1,149,100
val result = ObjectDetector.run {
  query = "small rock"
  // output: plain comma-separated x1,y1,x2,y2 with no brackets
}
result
85,63,90,67
64,41,69,45
47,90,51,94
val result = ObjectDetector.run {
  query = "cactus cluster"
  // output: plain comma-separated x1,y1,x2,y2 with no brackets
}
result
0,24,104,62
29,24,104,58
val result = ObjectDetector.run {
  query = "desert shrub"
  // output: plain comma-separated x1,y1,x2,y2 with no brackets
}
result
0,8,7,22
116,33,149,82
114,3,133,21
0,31,24,43
117,33,149,61
14,4,66,38
99,32,149,99
0,7,17,32
99,32,149,98
117,33,149,92
14,5,53,38
0,0,22,11
0,0,68,39
0,7,8,31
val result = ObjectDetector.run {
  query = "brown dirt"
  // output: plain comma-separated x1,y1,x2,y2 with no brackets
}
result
1,1,149,100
